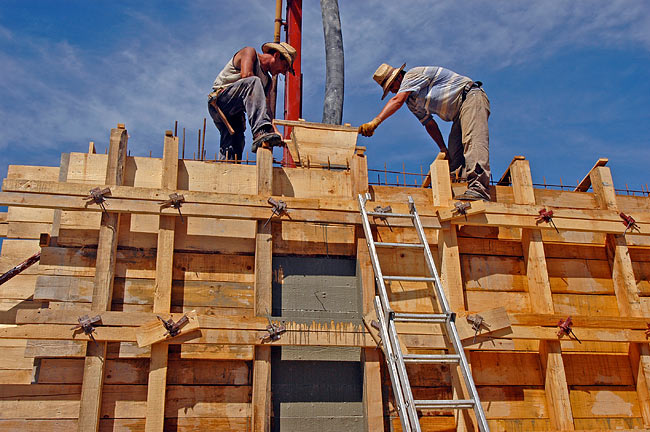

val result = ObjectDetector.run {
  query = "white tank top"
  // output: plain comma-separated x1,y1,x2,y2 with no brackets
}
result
211,52,271,94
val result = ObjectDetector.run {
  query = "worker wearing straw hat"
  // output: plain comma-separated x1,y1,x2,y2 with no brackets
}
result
208,42,296,161
359,63,491,201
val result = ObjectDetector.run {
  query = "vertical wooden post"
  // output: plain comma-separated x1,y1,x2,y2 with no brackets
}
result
351,146,368,198
145,130,179,432
357,237,384,431
430,156,464,311
510,160,555,313
429,156,474,431
590,166,650,426
252,146,273,432
78,124,128,432
510,158,574,430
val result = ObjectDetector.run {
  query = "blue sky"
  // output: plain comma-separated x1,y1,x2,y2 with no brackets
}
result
1,1,649,193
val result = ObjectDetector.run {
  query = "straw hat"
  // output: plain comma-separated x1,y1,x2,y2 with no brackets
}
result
262,42,297,75
373,63,406,99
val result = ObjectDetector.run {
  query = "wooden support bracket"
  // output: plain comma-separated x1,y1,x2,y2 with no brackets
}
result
136,310,199,347
574,158,608,192
496,155,526,186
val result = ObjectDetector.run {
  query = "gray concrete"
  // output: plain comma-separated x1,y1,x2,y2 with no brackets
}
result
270,256,366,431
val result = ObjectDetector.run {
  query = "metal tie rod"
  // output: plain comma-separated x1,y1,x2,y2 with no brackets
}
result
384,276,435,282
374,242,425,249
366,211,414,218
414,399,476,409
393,312,449,323
404,354,461,364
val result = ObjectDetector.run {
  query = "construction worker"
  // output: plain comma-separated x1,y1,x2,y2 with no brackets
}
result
208,42,296,161
359,63,491,201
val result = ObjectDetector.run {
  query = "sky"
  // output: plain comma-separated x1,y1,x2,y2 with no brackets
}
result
0,1,649,194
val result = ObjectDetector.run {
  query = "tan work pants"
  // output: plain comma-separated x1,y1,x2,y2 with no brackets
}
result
448,88,491,198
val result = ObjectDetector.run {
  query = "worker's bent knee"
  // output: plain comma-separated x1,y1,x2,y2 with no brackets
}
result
239,76,263,88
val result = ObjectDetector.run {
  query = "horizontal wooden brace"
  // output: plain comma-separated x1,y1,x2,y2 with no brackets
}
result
0,189,441,229
438,201,649,234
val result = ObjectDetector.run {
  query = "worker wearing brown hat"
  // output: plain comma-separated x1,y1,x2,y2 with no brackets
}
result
359,63,491,201
208,42,296,161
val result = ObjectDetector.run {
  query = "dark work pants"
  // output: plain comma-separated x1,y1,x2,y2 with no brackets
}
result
208,76,272,160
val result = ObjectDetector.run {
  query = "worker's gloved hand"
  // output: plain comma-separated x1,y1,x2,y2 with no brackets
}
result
439,147,449,160
358,117,382,137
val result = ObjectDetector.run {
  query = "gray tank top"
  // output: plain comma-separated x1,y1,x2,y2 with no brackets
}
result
211,52,271,95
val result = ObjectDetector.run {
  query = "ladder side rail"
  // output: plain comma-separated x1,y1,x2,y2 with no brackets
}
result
387,316,421,431
374,297,413,432
444,319,490,432
358,194,392,316
407,196,451,313
408,196,490,432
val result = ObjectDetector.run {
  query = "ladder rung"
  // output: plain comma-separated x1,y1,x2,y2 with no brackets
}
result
384,276,435,282
414,399,476,409
366,211,414,219
374,242,424,249
403,354,460,364
393,312,449,323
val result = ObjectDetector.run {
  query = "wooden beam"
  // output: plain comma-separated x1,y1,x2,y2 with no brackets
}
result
273,118,358,132
629,343,650,427
496,155,526,186
145,130,179,432
539,340,575,430
350,146,368,198
590,166,643,316
428,156,474,430
136,311,199,347
78,124,128,432
252,146,273,432
509,159,573,429
590,165,650,424
6,320,650,345
574,158,608,192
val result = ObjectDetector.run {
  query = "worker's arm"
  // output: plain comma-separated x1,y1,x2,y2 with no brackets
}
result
359,91,411,137
423,117,448,157
233,47,257,78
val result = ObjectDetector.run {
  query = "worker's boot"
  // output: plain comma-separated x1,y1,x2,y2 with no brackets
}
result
251,125,282,153
455,189,490,202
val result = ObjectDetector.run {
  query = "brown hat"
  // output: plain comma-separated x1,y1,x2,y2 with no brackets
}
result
262,42,297,75
373,63,406,99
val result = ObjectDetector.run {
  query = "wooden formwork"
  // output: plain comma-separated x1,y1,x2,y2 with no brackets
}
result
0,122,649,431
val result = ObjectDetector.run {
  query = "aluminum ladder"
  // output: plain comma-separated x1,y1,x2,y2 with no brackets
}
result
358,193,489,432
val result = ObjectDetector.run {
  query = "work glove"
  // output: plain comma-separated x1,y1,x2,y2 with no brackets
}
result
358,117,382,137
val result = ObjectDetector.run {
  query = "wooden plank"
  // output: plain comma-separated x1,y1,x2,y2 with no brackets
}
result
145,131,178,431
540,340,574,429
590,166,650,424
569,385,640,418
350,147,368,197
78,124,128,432
629,342,650,427
252,145,272,432
510,159,573,429
496,155,526,186
135,310,199,347
574,158,608,192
